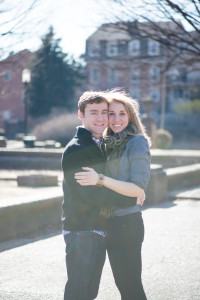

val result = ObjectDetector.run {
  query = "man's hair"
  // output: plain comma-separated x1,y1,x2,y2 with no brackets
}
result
78,91,108,114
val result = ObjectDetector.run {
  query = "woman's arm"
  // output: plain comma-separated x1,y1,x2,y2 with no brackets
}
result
75,167,145,198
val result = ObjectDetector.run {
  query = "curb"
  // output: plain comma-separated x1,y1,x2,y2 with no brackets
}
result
0,193,62,242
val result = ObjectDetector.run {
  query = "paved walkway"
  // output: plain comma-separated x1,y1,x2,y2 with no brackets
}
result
0,199,200,300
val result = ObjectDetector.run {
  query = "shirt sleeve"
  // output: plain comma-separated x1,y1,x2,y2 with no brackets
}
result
127,136,151,190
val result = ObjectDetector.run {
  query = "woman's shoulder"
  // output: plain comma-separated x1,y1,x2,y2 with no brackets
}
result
127,135,149,145
126,135,150,152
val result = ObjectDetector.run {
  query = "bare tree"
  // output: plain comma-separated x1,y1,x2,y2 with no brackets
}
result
0,0,41,58
100,0,200,64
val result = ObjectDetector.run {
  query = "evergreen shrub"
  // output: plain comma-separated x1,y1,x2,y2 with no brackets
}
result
155,129,173,149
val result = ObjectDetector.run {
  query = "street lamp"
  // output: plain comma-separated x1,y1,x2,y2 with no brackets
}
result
160,68,179,129
22,68,31,135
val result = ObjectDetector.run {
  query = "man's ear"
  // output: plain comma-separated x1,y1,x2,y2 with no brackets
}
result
78,110,84,120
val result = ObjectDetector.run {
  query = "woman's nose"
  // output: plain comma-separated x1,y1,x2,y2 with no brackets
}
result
114,114,120,121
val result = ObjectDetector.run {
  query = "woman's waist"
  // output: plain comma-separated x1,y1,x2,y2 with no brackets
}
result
113,205,141,217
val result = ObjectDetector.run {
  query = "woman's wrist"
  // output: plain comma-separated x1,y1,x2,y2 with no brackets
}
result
96,173,105,187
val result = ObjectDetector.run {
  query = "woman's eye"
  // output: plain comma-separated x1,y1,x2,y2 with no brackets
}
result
109,113,114,116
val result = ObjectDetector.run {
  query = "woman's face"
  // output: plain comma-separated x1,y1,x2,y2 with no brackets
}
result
108,101,129,133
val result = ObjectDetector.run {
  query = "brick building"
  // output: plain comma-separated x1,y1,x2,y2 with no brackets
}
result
85,22,200,112
0,50,31,136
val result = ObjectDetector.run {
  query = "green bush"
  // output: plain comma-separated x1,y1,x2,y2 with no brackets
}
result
173,99,200,115
156,129,173,149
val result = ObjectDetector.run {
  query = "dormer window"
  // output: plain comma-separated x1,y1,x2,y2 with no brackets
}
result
88,42,99,57
129,40,140,56
3,70,12,82
148,40,160,56
106,42,118,57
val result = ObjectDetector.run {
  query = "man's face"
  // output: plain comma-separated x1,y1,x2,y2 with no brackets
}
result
78,102,108,138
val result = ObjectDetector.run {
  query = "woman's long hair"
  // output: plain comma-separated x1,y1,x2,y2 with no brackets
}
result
104,88,151,147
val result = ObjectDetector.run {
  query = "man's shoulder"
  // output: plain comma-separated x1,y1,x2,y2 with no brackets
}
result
63,137,82,156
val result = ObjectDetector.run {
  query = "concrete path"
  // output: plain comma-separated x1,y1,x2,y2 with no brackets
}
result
169,186,200,200
0,199,200,300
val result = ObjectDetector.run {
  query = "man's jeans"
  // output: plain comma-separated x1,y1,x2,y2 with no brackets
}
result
64,232,106,300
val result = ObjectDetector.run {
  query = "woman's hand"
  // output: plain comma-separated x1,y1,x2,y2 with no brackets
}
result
74,167,98,186
136,193,146,206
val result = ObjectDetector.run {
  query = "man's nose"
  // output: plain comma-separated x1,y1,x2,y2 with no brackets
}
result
97,114,105,120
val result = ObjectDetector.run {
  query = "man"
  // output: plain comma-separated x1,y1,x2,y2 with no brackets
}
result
62,91,140,300
61,91,109,300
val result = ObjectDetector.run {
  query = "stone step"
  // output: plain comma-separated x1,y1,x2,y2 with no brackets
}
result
166,163,200,191
169,186,200,200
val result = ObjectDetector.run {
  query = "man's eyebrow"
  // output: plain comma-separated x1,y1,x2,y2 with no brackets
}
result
89,109,108,112
109,110,126,112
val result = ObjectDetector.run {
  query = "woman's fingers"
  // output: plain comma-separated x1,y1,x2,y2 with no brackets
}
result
74,173,87,178
137,195,145,206
76,180,89,185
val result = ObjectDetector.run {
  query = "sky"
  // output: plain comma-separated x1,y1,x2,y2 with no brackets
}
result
1,0,120,59
1,0,195,60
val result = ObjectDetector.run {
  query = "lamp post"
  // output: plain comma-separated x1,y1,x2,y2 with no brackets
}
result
22,68,31,135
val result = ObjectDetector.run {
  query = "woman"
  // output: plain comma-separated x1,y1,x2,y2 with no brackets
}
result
75,90,151,300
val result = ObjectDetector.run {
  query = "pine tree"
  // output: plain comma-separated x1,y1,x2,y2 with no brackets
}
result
28,26,83,117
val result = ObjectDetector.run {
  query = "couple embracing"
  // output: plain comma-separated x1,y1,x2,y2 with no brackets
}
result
61,89,151,300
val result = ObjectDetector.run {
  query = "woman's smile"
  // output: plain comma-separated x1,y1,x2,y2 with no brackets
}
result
109,101,129,133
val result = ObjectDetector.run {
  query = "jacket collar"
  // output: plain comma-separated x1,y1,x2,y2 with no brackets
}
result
74,126,93,139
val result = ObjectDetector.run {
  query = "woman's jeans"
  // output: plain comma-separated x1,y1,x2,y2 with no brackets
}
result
64,231,106,300
106,212,147,300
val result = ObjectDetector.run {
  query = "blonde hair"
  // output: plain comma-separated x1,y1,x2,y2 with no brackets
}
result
105,89,151,147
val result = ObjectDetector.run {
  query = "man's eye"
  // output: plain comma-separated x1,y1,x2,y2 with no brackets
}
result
109,113,114,116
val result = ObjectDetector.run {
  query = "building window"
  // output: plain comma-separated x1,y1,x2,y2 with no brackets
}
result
108,68,118,83
150,66,160,82
129,40,140,56
150,88,160,102
3,110,11,121
88,42,99,57
130,88,140,101
106,42,118,57
168,68,179,82
130,67,140,83
173,88,183,99
89,67,100,83
148,40,160,56
3,70,12,82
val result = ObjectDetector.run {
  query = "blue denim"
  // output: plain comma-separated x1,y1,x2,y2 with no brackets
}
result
64,231,106,300
107,135,151,190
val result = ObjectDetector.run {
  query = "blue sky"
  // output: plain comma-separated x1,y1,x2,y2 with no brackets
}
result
1,0,118,59
1,0,193,59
